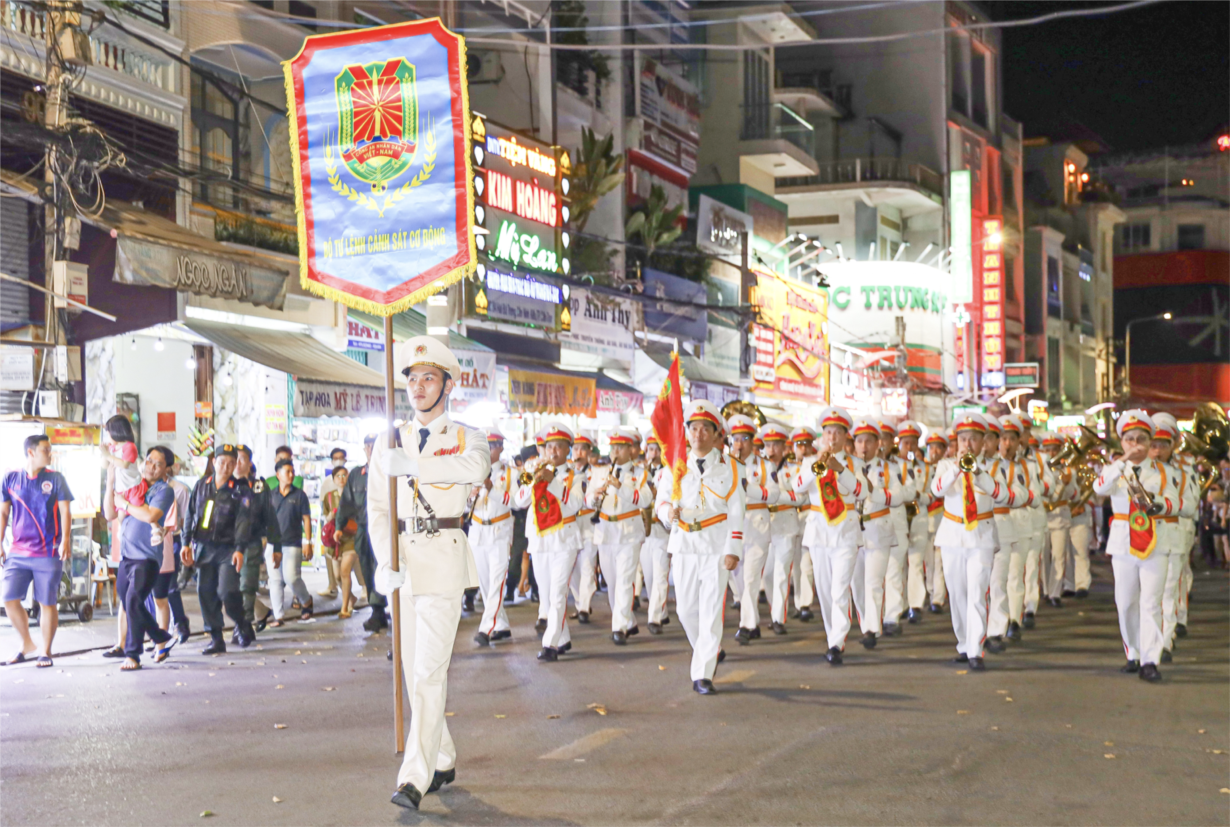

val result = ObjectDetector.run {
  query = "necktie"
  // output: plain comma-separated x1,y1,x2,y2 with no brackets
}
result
1132,465,1141,478
696,459,705,475
418,428,430,452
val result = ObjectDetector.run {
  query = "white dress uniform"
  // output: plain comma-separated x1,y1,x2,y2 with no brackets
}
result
984,446,1031,640
514,424,584,656
1093,410,1179,675
1020,437,1055,620
1066,480,1094,594
467,442,522,642
793,408,866,655
921,434,950,609
1153,413,1197,655
369,340,492,802
730,418,779,635
931,413,1011,661
762,426,802,627
1039,434,1074,601
1172,450,1198,631
850,440,904,641
1007,444,1048,627
641,451,672,628
898,424,934,616
567,433,599,618
656,402,745,687
590,428,653,638
788,428,817,618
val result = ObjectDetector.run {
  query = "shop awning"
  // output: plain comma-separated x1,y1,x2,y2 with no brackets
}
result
638,340,733,385
347,309,491,351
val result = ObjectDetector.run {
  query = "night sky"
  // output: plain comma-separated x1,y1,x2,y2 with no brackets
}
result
991,1,1229,151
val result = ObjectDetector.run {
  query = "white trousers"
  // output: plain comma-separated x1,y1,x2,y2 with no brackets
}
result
940,544,993,658
883,541,908,624
568,539,597,613
768,534,798,625
1178,524,1194,625
1046,527,1070,599
906,532,932,610
738,531,770,630
535,550,578,650
853,544,891,635
794,537,815,610
1024,533,1043,612
1112,552,1167,665
672,554,729,681
810,544,858,651
987,542,1012,637
471,541,511,636
928,540,947,606
1007,542,1028,623
396,590,463,791
597,543,639,632
1161,550,1184,650
639,536,670,624
265,546,311,620
1070,523,1092,591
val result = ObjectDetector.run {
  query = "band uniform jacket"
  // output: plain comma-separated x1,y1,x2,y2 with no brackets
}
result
984,457,1033,546
931,457,1012,549
589,461,653,545
656,448,746,560
1021,448,1055,537
794,450,866,550
368,415,491,596
886,457,915,542
513,463,584,554
768,458,801,539
571,462,596,542
858,457,905,549
738,454,779,542
1093,459,1179,558
468,459,521,547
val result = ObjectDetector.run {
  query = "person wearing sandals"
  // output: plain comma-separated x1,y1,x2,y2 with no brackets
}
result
268,459,315,624
1,434,72,669
103,446,177,670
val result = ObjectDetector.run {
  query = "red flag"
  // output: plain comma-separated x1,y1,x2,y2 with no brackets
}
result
651,353,688,502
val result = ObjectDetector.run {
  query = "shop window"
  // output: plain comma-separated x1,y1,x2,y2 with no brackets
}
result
191,68,248,209
1004,254,1016,302
949,32,969,117
1046,337,1061,404
971,47,989,129
1177,224,1205,250
1046,256,1061,319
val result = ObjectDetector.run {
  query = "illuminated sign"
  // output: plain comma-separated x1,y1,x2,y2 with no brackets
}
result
831,284,947,314
485,269,561,304
882,387,908,416
949,170,973,303
485,169,559,227
485,133,557,176
750,271,829,403
1004,361,1040,388
979,217,1004,379
490,219,559,272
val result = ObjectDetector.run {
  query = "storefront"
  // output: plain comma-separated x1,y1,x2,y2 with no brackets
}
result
748,269,831,426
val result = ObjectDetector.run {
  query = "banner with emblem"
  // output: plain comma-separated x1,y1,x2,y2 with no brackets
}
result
1127,505,1157,559
285,18,476,315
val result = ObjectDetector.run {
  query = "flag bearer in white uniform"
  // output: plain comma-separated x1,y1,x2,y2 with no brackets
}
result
370,337,492,811
466,429,521,647
923,431,949,612
590,427,653,645
930,412,1011,670
1019,424,1054,629
879,420,914,635
1093,410,1179,682
789,427,818,620
515,422,584,662
568,432,598,623
729,415,779,643
1151,413,1196,663
793,407,866,665
848,418,903,649
641,435,671,634
1039,432,1073,607
896,421,931,624
763,424,803,630
657,401,744,695
983,416,1030,654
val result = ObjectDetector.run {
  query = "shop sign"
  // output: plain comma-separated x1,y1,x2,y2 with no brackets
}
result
265,403,287,434
704,322,742,385
46,424,98,445
293,380,412,419
641,121,697,174
156,412,176,442
488,218,559,273
695,195,752,261
1028,399,1050,424
597,388,643,415
949,170,973,303
636,56,700,140
830,284,947,314
559,289,642,366
506,367,595,416
478,267,559,328
194,401,213,418
114,238,289,310
882,387,909,416
346,319,385,351
0,349,35,391
642,268,707,342
449,348,498,409
979,217,1004,377
1004,361,1040,388
688,381,740,409
750,272,829,403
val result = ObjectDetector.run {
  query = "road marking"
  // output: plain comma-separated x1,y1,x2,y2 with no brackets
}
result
713,669,756,685
539,728,629,760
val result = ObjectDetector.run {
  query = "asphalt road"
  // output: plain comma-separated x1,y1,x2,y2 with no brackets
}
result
2,557,1227,827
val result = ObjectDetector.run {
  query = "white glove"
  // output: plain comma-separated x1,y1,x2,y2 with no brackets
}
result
374,563,406,595
379,447,420,479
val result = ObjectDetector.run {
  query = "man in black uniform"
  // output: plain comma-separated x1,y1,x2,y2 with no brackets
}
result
235,445,280,637
181,445,256,654
338,434,387,632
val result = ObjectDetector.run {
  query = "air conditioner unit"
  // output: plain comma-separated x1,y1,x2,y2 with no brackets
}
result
467,50,505,85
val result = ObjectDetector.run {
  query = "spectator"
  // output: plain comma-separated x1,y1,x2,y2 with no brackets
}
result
235,446,279,635
338,434,386,632
318,447,348,599
153,449,192,643
1200,482,1228,570
101,415,145,512
265,446,304,490
325,466,364,617
0,434,72,668
267,458,314,624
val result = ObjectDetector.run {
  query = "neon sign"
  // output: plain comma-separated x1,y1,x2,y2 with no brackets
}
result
980,217,1004,377
491,219,558,273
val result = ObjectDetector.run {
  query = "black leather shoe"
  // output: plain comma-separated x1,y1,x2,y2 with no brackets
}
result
387,649,392,661
534,618,548,634
255,614,270,633
632,596,641,612
731,600,741,610
662,616,670,626
391,783,422,809
749,626,761,640
1160,649,1173,663
1023,611,1036,629
176,625,192,644
968,656,986,671
1139,663,1162,682
952,653,969,664
427,767,455,793
1120,659,1140,673
928,603,943,614
491,630,511,641
201,639,226,656
1048,597,1063,609
1175,623,1188,638
861,631,877,649
577,611,590,624
907,608,922,624
473,632,490,647
799,607,814,622
536,646,558,662
626,625,640,637
1061,589,1076,598
882,622,900,637
734,628,751,646
758,591,768,605
230,629,240,645
1006,621,1022,641
238,624,256,648
826,647,843,665
462,597,475,613
558,641,572,653
693,679,717,695
1075,589,1089,599
985,636,1006,654
612,631,627,646
647,623,663,635
790,608,802,620
771,621,787,635
717,648,726,663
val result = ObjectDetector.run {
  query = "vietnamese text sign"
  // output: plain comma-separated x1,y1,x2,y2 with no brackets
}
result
506,367,595,416
294,380,412,419
449,348,498,409
750,273,829,403
696,194,752,261
286,18,476,315
949,169,972,304
979,217,1004,379
115,238,289,309
559,289,642,366
1004,361,1040,388
346,318,385,351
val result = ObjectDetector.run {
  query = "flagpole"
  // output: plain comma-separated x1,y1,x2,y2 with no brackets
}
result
384,315,406,754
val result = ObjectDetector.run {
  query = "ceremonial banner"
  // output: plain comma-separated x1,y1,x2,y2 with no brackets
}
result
650,352,687,501
286,18,475,315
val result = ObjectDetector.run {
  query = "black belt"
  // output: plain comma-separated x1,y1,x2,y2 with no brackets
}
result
398,517,464,535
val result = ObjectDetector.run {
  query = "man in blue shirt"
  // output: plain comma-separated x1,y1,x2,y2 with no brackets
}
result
1,434,72,668
105,446,176,670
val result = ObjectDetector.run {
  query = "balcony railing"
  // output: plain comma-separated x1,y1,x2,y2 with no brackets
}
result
740,102,814,159
777,157,944,196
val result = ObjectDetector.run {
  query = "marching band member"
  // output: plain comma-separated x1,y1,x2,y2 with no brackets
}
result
879,420,913,635
1170,418,1199,637
923,430,949,612
1067,463,1095,600
656,401,744,695
763,424,803,630
896,421,931,624
589,427,653,645
530,431,549,633
789,427,818,621
849,418,903,649
794,408,866,665
1017,420,1054,631
641,435,671,634
515,422,584,662
466,429,521,647
1092,410,1179,682
931,412,1010,670
729,415,780,643
567,432,598,624
984,415,1030,653
1004,418,1044,641
1041,432,1073,607
1151,412,1196,662
944,429,958,459
369,336,491,810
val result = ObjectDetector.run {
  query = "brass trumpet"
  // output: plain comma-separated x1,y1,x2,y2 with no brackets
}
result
957,452,978,473
811,450,833,476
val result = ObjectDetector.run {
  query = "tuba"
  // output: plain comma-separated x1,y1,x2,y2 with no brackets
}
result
1187,403,1229,494
721,399,767,427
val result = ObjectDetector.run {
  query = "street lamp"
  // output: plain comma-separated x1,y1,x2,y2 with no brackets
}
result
1124,312,1173,396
